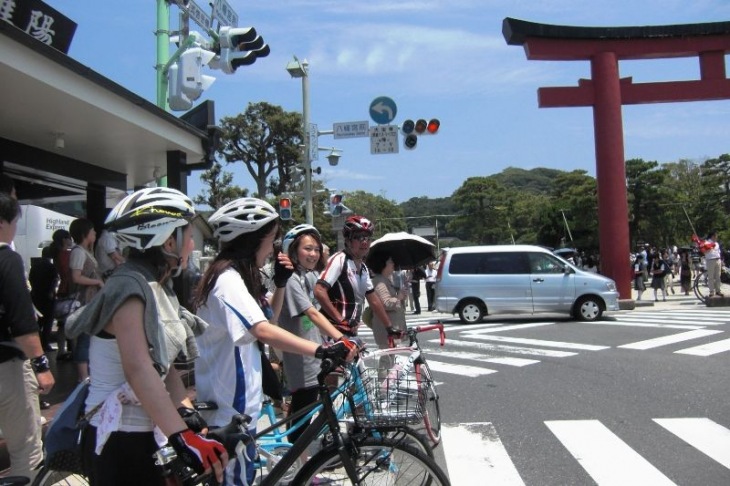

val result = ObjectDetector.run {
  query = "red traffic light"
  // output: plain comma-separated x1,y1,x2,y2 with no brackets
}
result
427,118,440,134
279,197,292,220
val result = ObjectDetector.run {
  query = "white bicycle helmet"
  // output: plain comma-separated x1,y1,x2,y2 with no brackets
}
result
282,224,321,255
208,197,279,242
105,187,195,251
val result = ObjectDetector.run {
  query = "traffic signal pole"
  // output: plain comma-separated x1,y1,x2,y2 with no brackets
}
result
155,0,170,109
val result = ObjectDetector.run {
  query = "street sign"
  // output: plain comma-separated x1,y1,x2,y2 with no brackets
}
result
369,96,397,125
333,121,369,139
309,123,318,161
185,0,212,30
213,0,238,27
370,125,399,155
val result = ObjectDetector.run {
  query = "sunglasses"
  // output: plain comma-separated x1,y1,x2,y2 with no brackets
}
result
350,235,372,243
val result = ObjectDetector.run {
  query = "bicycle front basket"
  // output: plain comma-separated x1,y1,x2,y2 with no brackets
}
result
348,352,426,427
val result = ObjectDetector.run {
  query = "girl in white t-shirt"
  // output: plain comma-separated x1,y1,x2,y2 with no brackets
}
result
193,198,352,486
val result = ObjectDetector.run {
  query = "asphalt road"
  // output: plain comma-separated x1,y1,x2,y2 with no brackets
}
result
384,301,730,486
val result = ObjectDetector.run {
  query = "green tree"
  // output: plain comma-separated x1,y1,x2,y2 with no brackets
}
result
341,191,406,238
218,102,302,198
193,161,248,210
626,158,667,248
449,177,512,244
550,170,598,250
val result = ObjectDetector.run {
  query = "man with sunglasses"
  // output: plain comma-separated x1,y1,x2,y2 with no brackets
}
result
315,215,396,338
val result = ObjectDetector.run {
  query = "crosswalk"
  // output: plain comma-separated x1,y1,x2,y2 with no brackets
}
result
355,310,730,380
442,416,730,485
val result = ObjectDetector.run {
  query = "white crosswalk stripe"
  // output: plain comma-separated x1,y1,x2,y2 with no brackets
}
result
442,418,730,486
618,328,723,350
674,337,730,356
545,420,677,485
653,418,730,469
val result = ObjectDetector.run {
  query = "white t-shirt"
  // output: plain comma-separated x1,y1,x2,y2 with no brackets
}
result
95,230,120,275
195,268,267,428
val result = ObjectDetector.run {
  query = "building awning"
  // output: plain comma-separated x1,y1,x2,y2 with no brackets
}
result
0,19,211,201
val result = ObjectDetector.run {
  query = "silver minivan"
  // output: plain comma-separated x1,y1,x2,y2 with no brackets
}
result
434,245,619,323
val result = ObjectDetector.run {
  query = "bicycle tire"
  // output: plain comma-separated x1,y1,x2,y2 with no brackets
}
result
291,436,450,485
31,467,89,486
374,425,434,458
693,268,730,302
416,362,441,447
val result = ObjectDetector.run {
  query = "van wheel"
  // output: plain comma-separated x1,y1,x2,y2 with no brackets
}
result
458,301,484,324
574,296,603,322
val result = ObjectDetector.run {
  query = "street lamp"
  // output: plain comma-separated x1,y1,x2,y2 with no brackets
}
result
286,56,314,224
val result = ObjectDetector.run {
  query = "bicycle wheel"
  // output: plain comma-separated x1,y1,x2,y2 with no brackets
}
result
31,467,89,486
291,436,449,485
377,426,434,458
693,270,708,302
416,362,441,447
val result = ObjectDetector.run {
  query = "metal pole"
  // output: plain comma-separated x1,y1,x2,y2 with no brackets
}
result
560,210,574,244
300,60,313,225
681,205,697,235
155,0,170,109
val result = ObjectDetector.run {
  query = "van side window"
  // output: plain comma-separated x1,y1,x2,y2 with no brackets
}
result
529,253,565,274
450,252,530,275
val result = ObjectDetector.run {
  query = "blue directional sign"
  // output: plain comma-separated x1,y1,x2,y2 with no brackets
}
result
369,96,397,125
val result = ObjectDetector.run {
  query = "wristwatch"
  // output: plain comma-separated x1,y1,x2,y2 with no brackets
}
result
30,354,51,373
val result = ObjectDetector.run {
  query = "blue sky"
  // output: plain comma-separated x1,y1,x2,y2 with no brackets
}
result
56,1,730,204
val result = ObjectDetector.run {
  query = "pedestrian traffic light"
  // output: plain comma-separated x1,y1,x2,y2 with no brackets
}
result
279,197,292,220
329,193,344,216
215,26,270,74
167,47,216,111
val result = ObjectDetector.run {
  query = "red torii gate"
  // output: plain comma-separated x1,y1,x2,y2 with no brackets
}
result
503,18,730,300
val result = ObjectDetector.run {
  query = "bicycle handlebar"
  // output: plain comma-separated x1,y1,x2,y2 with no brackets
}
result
388,323,446,348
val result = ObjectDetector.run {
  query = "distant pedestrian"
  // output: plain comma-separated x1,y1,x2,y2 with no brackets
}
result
679,250,692,295
425,261,437,311
651,256,668,302
633,254,647,301
703,231,723,298
410,265,426,315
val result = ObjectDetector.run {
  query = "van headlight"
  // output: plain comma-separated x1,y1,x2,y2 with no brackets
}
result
606,281,617,292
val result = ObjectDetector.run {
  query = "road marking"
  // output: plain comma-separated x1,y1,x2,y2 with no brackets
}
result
425,360,498,377
654,418,730,469
581,320,704,330
430,338,578,358
433,350,540,367
461,334,609,351
462,322,557,333
443,423,525,486
545,420,677,485
674,337,730,356
618,329,723,350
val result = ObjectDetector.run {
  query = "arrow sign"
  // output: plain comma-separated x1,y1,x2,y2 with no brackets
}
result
369,96,397,125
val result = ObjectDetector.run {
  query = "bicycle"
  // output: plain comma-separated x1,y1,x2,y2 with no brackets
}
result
158,354,450,485
692,264,730,302
387,323,446,447
254,396,434,480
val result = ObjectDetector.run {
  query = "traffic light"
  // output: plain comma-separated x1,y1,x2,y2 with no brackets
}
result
167,47,216,111
215,26,270,74
401,118,439,149
329,193,344,216
279,197,292,220
401,119,417,149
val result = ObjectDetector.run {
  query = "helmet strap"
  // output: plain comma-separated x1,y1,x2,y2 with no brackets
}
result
161,226,185,277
